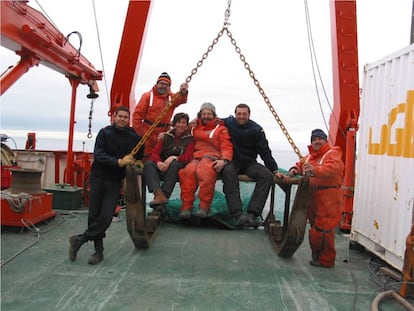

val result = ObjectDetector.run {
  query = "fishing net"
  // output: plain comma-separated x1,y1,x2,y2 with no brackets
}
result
145,167,293,228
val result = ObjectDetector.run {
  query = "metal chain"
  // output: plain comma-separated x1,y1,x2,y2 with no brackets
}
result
131,2,302,160
130,28,226,155
130,2,231,155
224,29,303,159
224,0,232,28
130,95,177,156
185,29,226,83
87,99,94,139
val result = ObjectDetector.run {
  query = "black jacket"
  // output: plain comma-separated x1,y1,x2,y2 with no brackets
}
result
223,116,278,172
91,124,143,181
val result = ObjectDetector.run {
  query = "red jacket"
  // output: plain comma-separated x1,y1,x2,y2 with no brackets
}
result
192,118,233,162
132,85,187,136
295,143,344,187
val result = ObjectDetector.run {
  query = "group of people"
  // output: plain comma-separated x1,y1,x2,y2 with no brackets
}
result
69,72,344,269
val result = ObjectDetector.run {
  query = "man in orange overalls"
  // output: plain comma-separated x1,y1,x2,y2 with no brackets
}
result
132,72,189,159
278,129,344,268
178,102,233,219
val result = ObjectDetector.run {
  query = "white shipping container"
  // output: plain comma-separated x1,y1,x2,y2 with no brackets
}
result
351,44,414,271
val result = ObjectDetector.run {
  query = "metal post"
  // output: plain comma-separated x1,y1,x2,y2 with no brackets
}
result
65,78,80,185
411,0,414,44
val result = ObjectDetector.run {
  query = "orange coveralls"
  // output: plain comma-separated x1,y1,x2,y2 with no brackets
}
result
295,143,344,267
132,85,187,158
179,118,233,212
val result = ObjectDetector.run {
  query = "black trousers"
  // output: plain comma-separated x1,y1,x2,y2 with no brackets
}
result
143,160,183,197
83,176,121,241
221,161,273,217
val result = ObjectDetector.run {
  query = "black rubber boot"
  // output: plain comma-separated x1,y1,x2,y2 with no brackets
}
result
68,235,86,261
245,213,258,227
88,253,104,265
88,239,104,265
234,214,247,226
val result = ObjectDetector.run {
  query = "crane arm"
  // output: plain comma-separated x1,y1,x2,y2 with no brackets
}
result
0,0,102,95
329,0,360,230
110,0,152,120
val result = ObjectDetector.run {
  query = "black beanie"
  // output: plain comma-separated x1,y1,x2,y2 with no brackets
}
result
310,129,327,142
157,72,171,85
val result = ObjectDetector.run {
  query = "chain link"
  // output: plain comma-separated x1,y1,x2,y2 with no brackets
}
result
87,99,94,139
224,0,232,28
185,29,225,84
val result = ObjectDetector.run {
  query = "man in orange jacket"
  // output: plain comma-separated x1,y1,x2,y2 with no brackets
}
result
178,102,233,219
132,72,189,159
277,129,344,268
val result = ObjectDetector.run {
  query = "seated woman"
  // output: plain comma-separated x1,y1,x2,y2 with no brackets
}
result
143,112,194,211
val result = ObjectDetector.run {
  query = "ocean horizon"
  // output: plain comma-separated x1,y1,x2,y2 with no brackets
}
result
2,129,302,221
1,129,305,170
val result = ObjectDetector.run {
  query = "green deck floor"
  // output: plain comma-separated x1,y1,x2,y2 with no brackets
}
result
0,210,408,311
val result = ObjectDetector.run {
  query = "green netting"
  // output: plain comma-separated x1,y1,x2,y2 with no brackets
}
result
146,167,291,228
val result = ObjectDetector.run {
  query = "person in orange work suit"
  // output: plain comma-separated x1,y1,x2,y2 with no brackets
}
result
178,102,233,219
132,72,189,159
276,129,344,268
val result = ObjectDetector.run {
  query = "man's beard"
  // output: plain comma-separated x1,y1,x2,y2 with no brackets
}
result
202,118,212,125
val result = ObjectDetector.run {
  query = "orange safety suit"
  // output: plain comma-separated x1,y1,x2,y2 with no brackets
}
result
179,118,233,212
294,143,344,267
132,85,187,158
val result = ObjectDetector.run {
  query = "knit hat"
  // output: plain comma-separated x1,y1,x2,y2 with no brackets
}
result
199,102,216,114
310,129,328,142
157,72,171,85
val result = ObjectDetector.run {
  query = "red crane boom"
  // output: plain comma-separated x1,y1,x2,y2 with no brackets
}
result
329,0,360,230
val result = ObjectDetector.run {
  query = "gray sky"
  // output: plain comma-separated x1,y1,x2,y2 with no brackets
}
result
1,0,412,154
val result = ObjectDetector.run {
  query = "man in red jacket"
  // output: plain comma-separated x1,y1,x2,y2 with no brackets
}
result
132,72,189,159
277,129,344,268
178,102,233,219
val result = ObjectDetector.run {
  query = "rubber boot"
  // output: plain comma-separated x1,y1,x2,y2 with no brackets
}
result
88,239,104,265
149,188,168,207
69,234,86,261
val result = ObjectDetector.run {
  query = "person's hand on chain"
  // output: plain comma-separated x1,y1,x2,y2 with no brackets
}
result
179,82,189,96
303,163,314,176
118,154,135,167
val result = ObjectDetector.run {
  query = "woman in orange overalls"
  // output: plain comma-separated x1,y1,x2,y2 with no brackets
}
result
178,102,233,219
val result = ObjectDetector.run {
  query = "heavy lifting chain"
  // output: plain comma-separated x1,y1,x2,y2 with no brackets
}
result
185,25,303,159
87,99,94,139
224,29,303,159
129,97,177,156
129,18,226,156
131,0,302,160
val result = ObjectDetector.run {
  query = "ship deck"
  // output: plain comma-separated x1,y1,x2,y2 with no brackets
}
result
0,209,408,311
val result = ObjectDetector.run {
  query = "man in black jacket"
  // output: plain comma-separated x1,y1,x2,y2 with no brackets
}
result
68,106,144,264
221,103,279,227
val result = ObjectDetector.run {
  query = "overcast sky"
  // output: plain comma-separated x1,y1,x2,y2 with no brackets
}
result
1,0,412,154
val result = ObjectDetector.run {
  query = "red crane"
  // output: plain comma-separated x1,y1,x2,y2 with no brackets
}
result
329,0,360,230
0,0,103,187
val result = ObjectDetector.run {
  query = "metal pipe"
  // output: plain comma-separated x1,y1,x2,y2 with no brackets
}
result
372,290,414,311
